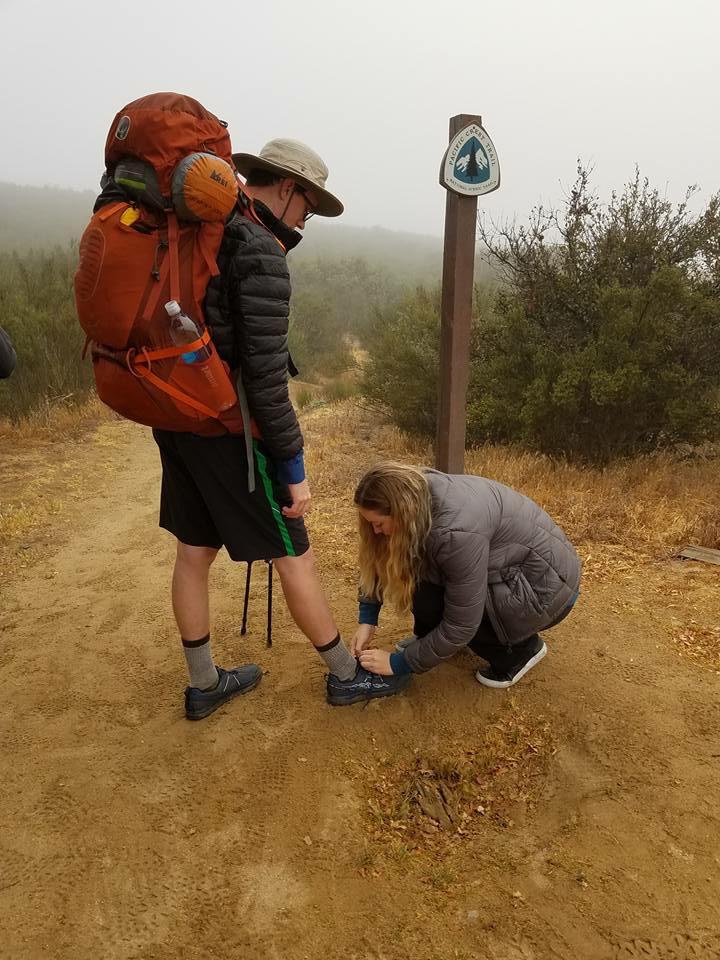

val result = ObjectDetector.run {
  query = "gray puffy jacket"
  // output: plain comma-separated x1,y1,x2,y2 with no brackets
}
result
403,470,581,673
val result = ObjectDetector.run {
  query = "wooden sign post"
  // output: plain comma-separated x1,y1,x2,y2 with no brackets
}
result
436,114,500,473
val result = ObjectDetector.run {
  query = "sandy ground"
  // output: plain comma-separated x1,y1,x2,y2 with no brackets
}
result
1,406,719,960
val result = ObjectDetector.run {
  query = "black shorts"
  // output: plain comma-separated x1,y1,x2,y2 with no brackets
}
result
152,430,309,562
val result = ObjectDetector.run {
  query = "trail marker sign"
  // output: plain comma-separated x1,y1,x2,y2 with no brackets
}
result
436,114,500,473
440,121,500,198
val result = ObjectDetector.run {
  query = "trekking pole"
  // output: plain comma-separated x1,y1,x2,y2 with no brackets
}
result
241,561,252,635
266,559,273,647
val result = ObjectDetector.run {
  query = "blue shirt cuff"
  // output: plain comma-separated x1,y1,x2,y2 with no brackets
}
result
358,600,381,626
389,652,413,676
277,451,305,485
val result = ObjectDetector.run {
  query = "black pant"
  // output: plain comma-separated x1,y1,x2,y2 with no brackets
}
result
412,580,543,671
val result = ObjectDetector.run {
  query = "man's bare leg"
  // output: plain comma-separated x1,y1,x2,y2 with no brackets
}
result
273,547,336,644
171,541,262,713
274,547,357,679
172,542,220,690
172,542,219,640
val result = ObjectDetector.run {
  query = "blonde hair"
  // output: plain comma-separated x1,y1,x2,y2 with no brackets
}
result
354,461,433,613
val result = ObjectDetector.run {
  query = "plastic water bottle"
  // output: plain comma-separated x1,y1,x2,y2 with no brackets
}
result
165,300,212,364
163,300,237,413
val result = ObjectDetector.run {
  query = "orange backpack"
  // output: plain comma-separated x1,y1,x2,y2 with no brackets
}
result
74,92,244,434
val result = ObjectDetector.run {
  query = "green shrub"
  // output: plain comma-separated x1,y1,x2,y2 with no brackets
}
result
288,255,424,381
474,166,720,458
295,387,318,410
288,290,354,381
362,287,441,436
0,246,94,420
362,168,720,461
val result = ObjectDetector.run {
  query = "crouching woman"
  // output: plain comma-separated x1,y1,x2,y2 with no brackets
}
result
350,462,581,689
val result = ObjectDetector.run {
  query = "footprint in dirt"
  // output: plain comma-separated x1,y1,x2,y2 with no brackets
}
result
612,932,720,959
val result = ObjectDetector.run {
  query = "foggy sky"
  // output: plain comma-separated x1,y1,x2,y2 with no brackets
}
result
1,0,717,237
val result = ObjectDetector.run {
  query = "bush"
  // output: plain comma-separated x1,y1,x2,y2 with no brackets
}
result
362,287,442,436
0,246,94,421
362,167,720,461
288,256,420,382
291,255,410,345
288,290,353,381
474,166,720,458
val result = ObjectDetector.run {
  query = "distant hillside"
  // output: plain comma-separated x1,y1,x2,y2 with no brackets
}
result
0,181,492,286
0,182,96,252
292,224,443,285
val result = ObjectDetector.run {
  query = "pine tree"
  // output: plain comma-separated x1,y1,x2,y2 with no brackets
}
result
466,140,480,180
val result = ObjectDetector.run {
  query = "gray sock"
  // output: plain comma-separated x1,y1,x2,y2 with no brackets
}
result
316,633,356,681
182,633,218,690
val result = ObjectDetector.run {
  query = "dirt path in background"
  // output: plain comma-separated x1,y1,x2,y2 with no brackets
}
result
1,411,719,960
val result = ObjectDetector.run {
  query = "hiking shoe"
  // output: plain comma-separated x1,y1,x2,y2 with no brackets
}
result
393,635,416,653
185,664,262,720
326,666,412,706
475,638,547,689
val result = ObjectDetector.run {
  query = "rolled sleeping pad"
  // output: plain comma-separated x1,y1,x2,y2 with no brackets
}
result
171,152,238,222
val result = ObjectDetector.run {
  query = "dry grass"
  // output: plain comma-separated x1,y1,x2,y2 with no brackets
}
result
356,697,556,857
464,445,720,560
301,400,720,571
0,397,118,584
671,624,720,672
0,498,63,544
0,395,115,444
291,372,361,411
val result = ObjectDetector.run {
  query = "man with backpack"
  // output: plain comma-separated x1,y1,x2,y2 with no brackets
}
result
155,138,411,717
153,137,383,719
77,95,411,718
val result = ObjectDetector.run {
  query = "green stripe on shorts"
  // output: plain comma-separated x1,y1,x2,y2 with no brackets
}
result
253,442,297,557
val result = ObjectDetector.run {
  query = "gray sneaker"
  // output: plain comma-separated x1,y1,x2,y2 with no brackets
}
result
326,666,412,706
393,635,416,653
185,664,262,720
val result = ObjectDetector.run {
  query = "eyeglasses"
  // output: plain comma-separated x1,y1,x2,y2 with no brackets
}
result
294,185,316,221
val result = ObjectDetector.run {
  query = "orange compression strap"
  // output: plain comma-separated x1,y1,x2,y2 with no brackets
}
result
126,329,223,419
98,201,127,222
134,368,220,420
194,224,221,306
134,367,224,419
135,329,211,363
166,211,181,304
196,223,221,277
92,331,211,366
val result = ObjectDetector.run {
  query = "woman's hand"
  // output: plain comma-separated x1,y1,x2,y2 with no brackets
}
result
350,624,377,657
358,648,393,676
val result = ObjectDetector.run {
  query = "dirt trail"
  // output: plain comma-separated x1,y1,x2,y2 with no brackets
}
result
1,411,719,960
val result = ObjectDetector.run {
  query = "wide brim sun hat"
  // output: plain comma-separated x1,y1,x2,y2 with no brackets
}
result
232,138,344,218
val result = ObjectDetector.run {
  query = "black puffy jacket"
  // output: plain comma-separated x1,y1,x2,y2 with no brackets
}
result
204,199,303,462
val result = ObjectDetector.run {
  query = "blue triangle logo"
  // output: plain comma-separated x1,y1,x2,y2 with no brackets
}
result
453,137,490,184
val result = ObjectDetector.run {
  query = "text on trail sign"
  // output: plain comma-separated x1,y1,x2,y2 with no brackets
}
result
440,122,500,197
